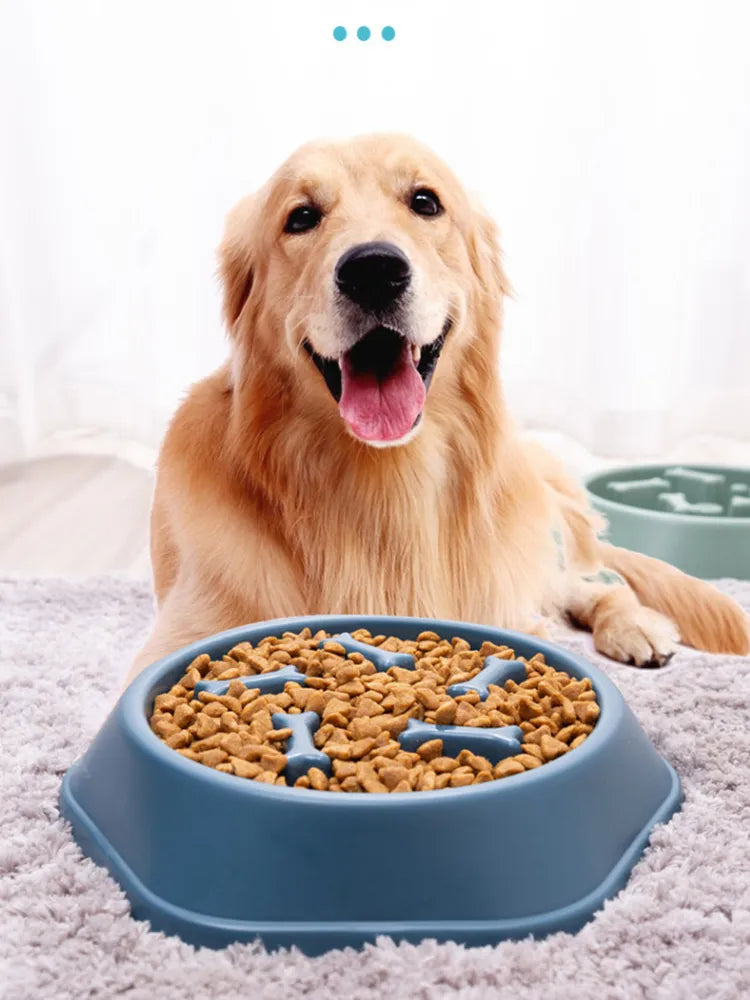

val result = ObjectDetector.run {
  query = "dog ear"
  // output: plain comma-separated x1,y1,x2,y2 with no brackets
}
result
217,194,256,331
467,202,513,303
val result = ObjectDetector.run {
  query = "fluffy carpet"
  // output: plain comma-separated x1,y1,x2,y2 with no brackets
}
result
1,575,749,1000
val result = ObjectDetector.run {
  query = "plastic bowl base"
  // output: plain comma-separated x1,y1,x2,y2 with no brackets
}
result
61,761,680,954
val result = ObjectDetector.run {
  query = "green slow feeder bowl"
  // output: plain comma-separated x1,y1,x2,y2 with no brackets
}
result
585,464,750,581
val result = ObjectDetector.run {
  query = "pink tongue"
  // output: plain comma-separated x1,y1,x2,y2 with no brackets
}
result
339,344,425,442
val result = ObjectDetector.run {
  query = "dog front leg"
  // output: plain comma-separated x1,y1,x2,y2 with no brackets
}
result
565,568,680,668
125,582,243,687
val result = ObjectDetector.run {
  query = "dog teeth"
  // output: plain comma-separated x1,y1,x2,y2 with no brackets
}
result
411,344,421,364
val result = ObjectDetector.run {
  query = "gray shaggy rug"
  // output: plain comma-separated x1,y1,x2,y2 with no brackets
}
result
1,575,749,1000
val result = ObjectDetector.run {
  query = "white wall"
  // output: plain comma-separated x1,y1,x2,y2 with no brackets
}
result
1,0,749,462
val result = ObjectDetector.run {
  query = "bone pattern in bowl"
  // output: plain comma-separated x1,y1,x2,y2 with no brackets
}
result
600,466,750,516
59,615,682,955
189,631,530,783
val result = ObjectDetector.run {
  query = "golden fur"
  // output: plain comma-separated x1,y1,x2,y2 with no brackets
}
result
129,134,749,681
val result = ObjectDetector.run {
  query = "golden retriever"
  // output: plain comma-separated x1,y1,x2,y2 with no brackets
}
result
128,134,749,683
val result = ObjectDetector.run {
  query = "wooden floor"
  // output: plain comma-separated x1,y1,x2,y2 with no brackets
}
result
0,456,153,577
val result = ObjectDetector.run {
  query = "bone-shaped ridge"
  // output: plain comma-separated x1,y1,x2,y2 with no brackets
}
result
663,466,725,498
272,711,331,783
606,476,670,496
320,633,416,671
447,655,526,698
193,663,308,699
399,719,524,765
657,492,724,516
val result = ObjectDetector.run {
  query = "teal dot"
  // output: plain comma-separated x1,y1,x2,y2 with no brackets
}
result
382,26,396,41
333,26,347,41
357,25,371,41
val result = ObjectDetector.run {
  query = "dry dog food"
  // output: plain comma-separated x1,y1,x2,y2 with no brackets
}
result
150,629,600,792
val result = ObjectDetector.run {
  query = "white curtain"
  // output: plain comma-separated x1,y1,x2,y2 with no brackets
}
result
1,0,749,466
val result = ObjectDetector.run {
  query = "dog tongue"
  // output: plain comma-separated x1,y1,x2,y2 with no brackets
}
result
339,342,425,442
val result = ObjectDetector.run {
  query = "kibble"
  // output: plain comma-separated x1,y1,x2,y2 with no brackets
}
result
150,628,599,792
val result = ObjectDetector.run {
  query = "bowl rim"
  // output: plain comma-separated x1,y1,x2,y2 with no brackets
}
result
585,462,750,526
124,614,622,805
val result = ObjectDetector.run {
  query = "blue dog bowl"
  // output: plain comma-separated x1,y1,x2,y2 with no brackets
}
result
59,615,681,955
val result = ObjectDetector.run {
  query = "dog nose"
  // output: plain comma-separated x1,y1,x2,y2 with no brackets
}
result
335,242,411,312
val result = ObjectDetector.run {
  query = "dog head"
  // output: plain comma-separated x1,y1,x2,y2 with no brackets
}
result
220,134,507,447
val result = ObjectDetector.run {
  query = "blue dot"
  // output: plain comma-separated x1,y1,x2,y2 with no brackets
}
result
333,26,347,41
357,25,371,41
382,26,396,41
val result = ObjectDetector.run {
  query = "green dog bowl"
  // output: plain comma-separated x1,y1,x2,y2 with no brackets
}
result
585,464,750,580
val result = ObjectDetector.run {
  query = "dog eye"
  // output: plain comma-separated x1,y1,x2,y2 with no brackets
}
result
410,188,444,218
284,204,322,234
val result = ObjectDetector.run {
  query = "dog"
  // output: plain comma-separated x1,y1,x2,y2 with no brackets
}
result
128,133,749,683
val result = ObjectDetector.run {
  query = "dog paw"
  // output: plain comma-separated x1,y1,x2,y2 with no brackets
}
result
593,607,680,668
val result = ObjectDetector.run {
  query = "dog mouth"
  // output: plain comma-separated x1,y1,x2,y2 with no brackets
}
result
303,322,450,443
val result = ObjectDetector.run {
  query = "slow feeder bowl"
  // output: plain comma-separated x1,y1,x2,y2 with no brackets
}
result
60,615,681,955
585,464,750,580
